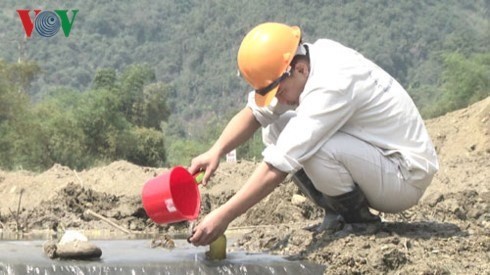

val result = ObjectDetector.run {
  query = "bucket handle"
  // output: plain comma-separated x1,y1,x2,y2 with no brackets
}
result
193,171,205,185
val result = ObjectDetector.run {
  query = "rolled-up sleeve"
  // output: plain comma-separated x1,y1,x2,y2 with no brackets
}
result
262,87,355,173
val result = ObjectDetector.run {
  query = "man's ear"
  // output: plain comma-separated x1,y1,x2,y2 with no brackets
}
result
295,61,309,76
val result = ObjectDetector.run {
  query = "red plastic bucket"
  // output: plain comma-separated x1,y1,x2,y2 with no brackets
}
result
141,166,201,224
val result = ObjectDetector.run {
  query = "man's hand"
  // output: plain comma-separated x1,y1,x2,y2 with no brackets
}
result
188,149,220,186
188,209,230,246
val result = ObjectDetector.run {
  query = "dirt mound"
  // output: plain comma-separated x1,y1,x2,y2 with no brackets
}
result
27,183,143,231
0,161,167,214
426,96,490,160
0,97,489,274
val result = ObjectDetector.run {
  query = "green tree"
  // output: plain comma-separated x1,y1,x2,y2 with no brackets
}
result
118,64,156,125
31,89,90,169
134,82,171,129
76,88,129,161
5,61,40,94
126,127,166,167
0,61,39,169
425,52,490,117
92,68,117,91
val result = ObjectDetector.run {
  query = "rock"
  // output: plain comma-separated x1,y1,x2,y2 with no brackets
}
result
56,241,102,260
423,192,444,207
150,234,175,249
380,248,408,271
43,230,102,260
442,198,461,214
59,230,88,245
291,194,307,205
467,208,484,219
43,240,58,259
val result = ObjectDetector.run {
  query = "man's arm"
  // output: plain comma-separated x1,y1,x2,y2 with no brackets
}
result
189,107,261,184
189,161,287,246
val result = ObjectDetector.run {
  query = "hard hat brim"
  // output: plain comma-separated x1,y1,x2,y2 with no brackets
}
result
254,85,278,107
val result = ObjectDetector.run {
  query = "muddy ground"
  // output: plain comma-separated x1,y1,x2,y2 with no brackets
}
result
0,97,489,274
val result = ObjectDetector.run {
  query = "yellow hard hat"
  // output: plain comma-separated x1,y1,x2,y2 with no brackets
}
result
237,22,301,107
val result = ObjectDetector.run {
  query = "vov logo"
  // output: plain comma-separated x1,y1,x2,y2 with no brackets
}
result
17,10,79,38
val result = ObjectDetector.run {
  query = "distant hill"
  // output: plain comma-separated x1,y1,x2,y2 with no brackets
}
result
0,0,488,136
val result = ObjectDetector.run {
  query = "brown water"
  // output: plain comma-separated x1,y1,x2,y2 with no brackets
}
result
0,239,325,274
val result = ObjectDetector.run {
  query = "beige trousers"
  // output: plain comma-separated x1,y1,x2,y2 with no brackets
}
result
262,111,431,213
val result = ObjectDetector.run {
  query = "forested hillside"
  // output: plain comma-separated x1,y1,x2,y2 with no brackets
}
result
0,0,488,170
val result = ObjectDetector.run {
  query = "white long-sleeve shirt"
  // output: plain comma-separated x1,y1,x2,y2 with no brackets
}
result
247,39,439,189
